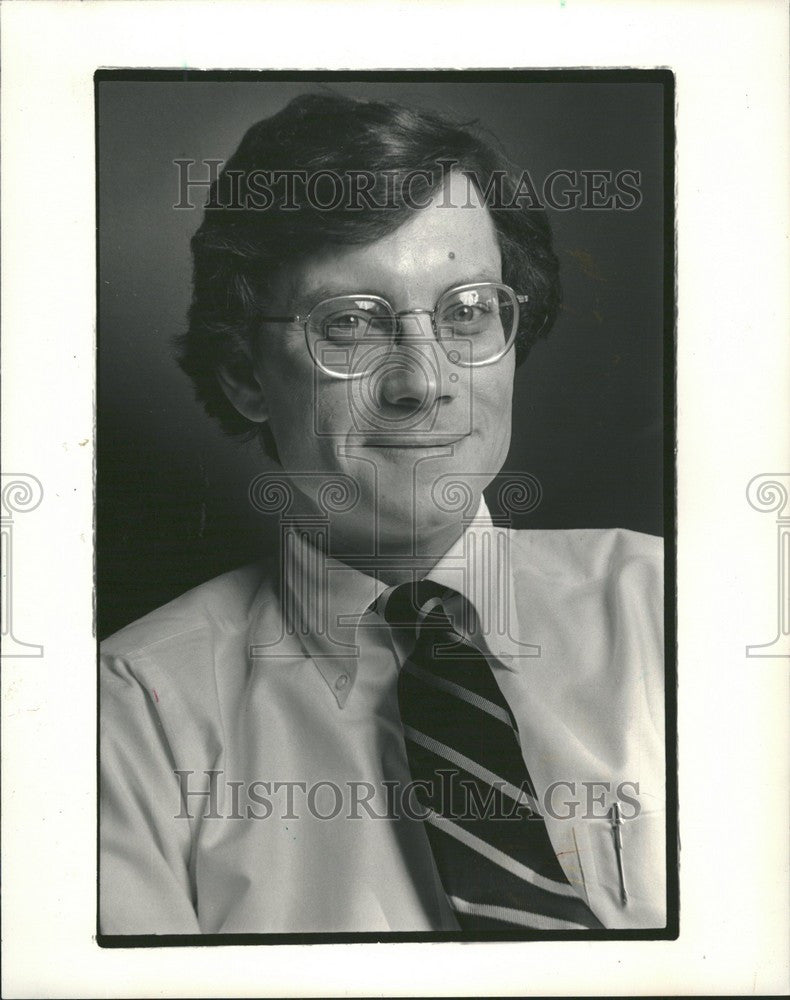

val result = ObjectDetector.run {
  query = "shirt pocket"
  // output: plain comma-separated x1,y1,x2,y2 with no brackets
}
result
570,806,667,930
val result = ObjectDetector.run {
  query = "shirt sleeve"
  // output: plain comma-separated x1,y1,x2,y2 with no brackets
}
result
100,651,201,935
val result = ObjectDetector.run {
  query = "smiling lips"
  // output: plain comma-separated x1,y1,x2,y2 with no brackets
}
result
362,433,470,448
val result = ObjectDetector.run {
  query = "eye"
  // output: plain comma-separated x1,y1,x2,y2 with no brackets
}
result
324,311,365,340
335,312,362,329
439,291,498,333
318,298,395,342
447,302,485,323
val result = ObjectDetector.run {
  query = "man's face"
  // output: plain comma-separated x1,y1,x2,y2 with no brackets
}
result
251,172,516,555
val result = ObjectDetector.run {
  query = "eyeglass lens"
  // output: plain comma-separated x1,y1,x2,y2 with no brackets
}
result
307,283,517,373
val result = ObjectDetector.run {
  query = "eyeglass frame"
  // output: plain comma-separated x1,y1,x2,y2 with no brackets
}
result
257,281,529,379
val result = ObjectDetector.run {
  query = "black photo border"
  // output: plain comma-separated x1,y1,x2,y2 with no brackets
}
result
94,66,677,948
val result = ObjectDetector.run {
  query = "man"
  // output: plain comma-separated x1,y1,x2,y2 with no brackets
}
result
100,93,665,934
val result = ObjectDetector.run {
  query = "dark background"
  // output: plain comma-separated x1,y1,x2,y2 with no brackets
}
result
97,74,669,640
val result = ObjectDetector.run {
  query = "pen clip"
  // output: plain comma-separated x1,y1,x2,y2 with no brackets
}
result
609,803,628,905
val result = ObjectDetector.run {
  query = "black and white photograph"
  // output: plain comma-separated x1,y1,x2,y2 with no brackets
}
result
3,0,790,995
97,72,675,940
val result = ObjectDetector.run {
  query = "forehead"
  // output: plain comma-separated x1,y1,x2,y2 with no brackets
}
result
287,172,502,308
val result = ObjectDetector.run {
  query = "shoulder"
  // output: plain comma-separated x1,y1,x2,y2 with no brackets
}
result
506,527,665,742
507,527,664,653
508,526,663,584
100,559,279,664
99,559,284,743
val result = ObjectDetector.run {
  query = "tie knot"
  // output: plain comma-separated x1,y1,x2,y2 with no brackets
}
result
379,579,456,633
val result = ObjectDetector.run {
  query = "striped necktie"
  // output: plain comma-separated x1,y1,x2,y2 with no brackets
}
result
381,579,604,931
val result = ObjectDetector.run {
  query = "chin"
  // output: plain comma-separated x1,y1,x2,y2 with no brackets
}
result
372,504,461,555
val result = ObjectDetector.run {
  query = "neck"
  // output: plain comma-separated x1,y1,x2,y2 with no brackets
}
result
303,514,467,587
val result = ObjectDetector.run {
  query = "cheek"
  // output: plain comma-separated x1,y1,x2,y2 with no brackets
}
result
257,348,315,452
476,361,514,429
261,363,355,466
476,367,514,467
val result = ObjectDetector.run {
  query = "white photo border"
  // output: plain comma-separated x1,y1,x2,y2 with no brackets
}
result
2,0,788,996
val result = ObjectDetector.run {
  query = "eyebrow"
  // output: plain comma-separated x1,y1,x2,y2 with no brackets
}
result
293,270,503,314
292,284,354,314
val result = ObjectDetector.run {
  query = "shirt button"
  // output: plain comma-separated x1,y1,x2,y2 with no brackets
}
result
335,674,349,690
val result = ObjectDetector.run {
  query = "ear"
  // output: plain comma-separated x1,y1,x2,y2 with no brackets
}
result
216,350,270,423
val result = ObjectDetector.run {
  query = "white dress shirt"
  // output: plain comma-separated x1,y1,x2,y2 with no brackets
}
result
100,500,665,934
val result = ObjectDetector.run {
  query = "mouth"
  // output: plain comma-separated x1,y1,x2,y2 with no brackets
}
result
361,434,470,449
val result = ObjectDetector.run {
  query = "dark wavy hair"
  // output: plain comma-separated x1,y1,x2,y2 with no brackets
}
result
175,93,560,448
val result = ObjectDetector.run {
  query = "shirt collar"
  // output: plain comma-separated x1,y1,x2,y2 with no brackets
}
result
281,497,525,708
283,532,388,708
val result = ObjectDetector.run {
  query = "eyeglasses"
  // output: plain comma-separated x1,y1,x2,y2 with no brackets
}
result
259,281,528,378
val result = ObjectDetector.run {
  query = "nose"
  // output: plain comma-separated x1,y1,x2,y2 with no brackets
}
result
376,313,458,412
